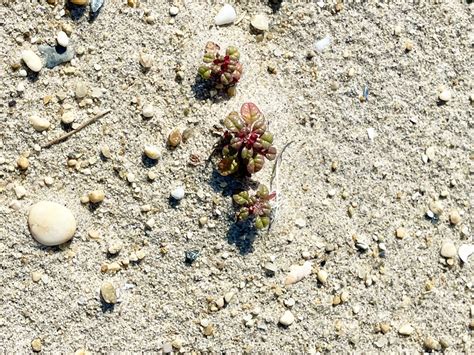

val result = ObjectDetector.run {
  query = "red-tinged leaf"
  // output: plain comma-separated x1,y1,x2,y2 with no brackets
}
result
218,157,239,176
241,103,262,124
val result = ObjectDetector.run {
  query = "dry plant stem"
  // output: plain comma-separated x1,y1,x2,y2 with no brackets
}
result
41,109,111,148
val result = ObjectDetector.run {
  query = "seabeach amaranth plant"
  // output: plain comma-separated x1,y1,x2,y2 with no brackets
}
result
233,184,275,229
217,103,276,177
197,41,243,97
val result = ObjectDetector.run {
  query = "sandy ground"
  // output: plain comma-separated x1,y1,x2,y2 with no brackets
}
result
0,0,473,353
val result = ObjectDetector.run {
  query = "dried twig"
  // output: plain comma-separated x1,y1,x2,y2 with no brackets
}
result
41,109,111,148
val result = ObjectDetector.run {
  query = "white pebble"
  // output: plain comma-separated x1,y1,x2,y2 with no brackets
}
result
28,201,77,246
438,89,452,102
144,145,160,160
61,111,75,124
214,4,236,26
279,310,295,326
169,6,179,16
458,244,474,263
367,127,376,140
21,50,43,72
30,115,50,132
56,31,69,47
440,241,456,258
14,185,27,199
16,82,25,92
142,103,155,118
398,324,414,336
314,36,331,53
171,186,185,200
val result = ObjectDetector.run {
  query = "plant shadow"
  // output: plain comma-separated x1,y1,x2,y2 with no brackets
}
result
191,75,232,102
66,2,87,21
226,219,258,255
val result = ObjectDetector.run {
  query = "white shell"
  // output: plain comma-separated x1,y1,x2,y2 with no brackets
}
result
314,36,331,53
171,186,185,200
458,244,474,263
284,261,312,285
214,4,236,26
57,31,69,47
367,127,376,140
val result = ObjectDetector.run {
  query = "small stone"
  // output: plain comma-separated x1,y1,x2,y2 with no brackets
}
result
22,50,43,72
61,111,75,124
440,241,456,258
429,200,443,215
56,31,69,47
142,103,154,118
426,146,436,161
171,186,185,200
438,89,452,102
404,39,414,51
108,241,123,255
88,190,105,203
449,210,461,225
215,297,225,309
31,271,42,282
39,45,74,69
169,6,179,16
424,337,440,351
168,129,182,147
30,115,50,132
198,216,208,227
251,14,269,31
279,310,295,326
100,145,111,159
185,250,199,264
380,323,391,334
395,227,407,239
14,185,27,199
264,262,277,277
145,15,155,24
145,218,155,229
202,324,214,336
295,218,306,228
100,282,117,304
31,338,42,352
171,337,183,350
17,156,29,170
139,52,153,70
28,201,76,246
162,342,172,353
398,324,414,336
214,4,236,26
224,291,234,304
144,145,160,160
317,269,328,284
340,291,349,303
284,298,295,308
70,0,89,5
75,82,88,99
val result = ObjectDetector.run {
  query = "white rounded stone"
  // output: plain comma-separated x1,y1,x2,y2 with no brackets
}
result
169,6,179,16
57,31,69,47
251,14,269,31
171,186,185,200
398,324,414,336
61,111,75,124
142,103,155,118
279,310,295,326
440,241,456,258
21,50,43,72
144,145,160,160
438,89,452,102
215,4,236,26
30,115,50,132
28,201,77,246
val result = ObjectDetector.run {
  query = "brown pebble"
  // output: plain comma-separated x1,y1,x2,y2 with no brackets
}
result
168,128,182,147
449,210,461,225
396,227,407,239
31,338,42,352
17,156,29,170
380,323,391,334
100,282,117,304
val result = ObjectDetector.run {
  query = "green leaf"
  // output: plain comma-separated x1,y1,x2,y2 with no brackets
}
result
237,207,249,221
247,154,265,174
198,66,212,80
226,46,240,61
241,146,253,160
224,112,244,133
218,157,239,176
265,146,277,161
256,184,269,198
233,191,249,205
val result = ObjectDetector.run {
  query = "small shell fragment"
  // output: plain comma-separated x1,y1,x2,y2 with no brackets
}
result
314,36,331,53
458,244,474,263
284,261,312,285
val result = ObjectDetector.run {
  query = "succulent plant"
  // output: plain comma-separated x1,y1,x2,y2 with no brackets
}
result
233,184,275,229
197,41,243,97
218,103,276,177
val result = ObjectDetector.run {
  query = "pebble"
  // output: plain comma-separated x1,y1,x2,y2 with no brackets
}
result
144,145,160,160
70,0,88,4
88,190,105,203
61,111,75,124
142,103,154,118
317,269,328,284
449,210,461,225
100,282,117,304
14,185,27,199
279,310,295,326
90,0,104,13
438,89,452,102
395,227,407,239
215,4,236,26
21,50,43,72
314,36,331,52
17,156,29,170
28,201,76,246
31,271,42,282
251,14,269,31
139,52,153,70
367,127,376,140
284,298,295,308
168,129,182,147
30,115,50,132
295,218,306,228
108,241,123,255
398,324,414,336
31,338,42,352
424,337,440,350
264,262,277,276
224,291,234,304
171,186,185,200
169,6,179,16
429,200,443,215
440,241,456,258
39,45,74,69
56,31,69,47
75,82,88,98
